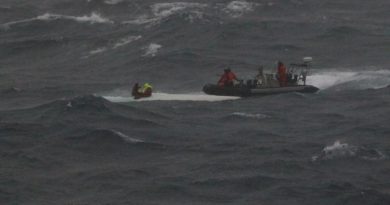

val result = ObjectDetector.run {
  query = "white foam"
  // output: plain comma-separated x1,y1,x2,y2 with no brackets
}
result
151,2,207,18
86,35,141,57
311,141,356,161
307,71,358,89
307,69,390,90
113,35,142,49
323,141,356,158
89,47,107,55
104,0,124,5
112,130,143,143
2,12,113,29
123,2,207,25
143,43,162,57
232,112,268,119
312,140,387,161
122,15,160,25
187,11,204,23
1,17,38,30
122,1,262,25
103,92,240,102
224,1,260,18
37,12,113,24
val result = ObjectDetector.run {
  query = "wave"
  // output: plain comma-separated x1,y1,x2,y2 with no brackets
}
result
230,112,269,119
89,47,107,55
0,87,22,95
37,12,113,24
103,92,240,102
143,43,162,57
192,174,279,192
312,141,386,161
122,1,259,26
1,12,112,29
86,35,142,57
69,129,143,144
112,130,143,143
224,1,260,18
113,35,142,49
62,95,112,113
3,95,161,126
66,129,168,154
66,129,143,153
62,95,165,126
151,2,208,18
123,2,208,26
307,69,390,90
103,0,124,5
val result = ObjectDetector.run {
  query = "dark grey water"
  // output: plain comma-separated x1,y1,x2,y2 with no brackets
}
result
1,0,390,204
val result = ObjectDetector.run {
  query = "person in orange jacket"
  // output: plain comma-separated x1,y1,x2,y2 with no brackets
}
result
277,61,287,86
218,68,238,87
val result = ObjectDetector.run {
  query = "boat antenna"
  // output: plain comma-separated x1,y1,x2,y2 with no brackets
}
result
301,57,313,86
303,57,313,72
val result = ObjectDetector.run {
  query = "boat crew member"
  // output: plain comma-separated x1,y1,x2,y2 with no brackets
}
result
218,68,238,87
277,61,287,86
255,66,266,87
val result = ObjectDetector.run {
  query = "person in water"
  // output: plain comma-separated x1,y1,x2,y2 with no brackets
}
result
218,68,238,87
277,61,287,86
132,82,153,99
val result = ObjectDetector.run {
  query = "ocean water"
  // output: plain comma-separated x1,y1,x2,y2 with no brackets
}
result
1,0,390,204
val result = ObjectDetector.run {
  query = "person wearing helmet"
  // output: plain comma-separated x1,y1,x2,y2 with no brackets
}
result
142,83,153,96
218,68,238,87
132,82,153,99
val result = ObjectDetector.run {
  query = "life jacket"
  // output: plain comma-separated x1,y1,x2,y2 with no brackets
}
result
278,64,287,76
277,64,287,86
218,72,237,86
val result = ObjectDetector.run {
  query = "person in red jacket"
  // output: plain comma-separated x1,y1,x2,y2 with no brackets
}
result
277,61,287,86
218,68,238,87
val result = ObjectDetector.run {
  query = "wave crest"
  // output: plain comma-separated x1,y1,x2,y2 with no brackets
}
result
123,2,207,26
37,12,113,24
143,43,162,57
103,0,124,5
2,12,113,29
224,1,260,18
231,112,268,119
103,92,240,102
312,141,386,161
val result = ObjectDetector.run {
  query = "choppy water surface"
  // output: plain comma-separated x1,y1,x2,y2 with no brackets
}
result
1,0,389,204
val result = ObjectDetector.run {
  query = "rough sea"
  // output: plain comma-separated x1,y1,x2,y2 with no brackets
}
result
1,0,390,204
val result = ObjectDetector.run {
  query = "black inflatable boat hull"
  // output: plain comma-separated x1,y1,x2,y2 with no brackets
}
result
202,84,319,97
